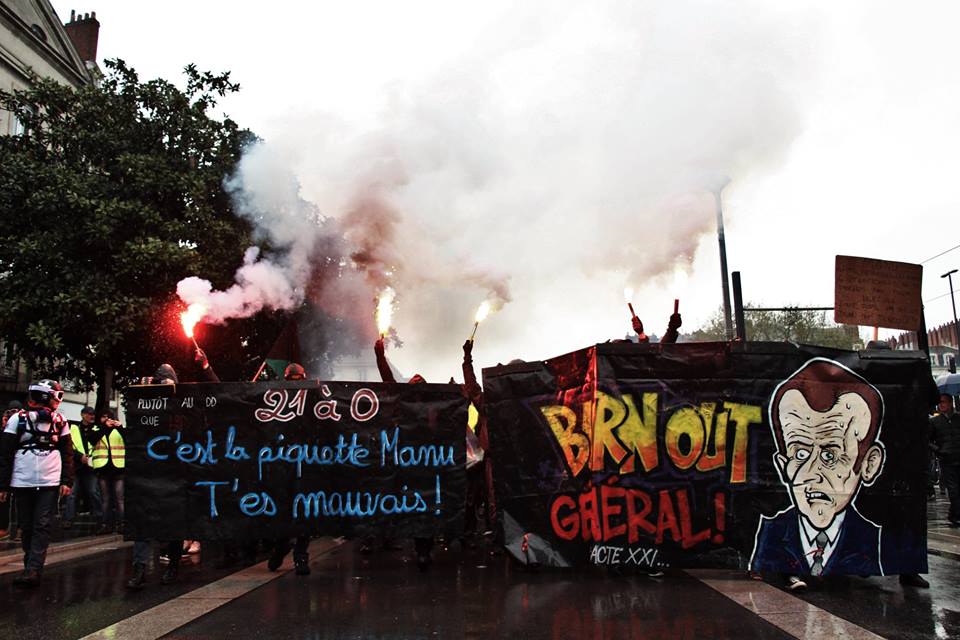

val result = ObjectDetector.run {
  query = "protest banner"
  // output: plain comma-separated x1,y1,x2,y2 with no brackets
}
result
124,381,467,541
483,341,932,575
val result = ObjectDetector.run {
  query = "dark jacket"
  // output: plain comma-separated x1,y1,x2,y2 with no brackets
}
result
375,342,396,384
462,349,487,447
931,412,960,462
750,506,883,576
198,364,220,383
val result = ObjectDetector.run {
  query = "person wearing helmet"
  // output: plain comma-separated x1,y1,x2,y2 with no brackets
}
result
267,362,312,576
0,379,74,587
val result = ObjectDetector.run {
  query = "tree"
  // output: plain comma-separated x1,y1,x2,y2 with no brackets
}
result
0,59,274,410
687,305,864,350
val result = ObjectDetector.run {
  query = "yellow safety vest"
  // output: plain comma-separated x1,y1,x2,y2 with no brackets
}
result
69,424,90,456
90,428,125,470
468,403,479,432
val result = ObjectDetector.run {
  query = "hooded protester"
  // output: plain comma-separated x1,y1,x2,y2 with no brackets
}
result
0,380,74,587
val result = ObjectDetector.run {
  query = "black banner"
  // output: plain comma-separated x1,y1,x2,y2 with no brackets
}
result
483,342,932,575
125,381,467,540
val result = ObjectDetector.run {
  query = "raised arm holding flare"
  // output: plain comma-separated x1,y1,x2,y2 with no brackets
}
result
374,337,396,383
462,339,499,547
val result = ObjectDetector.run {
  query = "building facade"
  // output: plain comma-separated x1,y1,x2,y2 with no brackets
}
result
0,2,96,134
0,3,113,419
892,320,959,377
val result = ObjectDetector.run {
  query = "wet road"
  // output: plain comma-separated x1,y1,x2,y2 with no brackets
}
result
4,537,960,640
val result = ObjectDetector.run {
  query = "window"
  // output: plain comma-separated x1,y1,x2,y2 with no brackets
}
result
10,114,25,136
10,105,35,136
29,24,46,42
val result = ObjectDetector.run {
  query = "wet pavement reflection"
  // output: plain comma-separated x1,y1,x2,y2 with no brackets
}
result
0,547,245,640
7,538,960,639
796,555,960,640
165,541,791,640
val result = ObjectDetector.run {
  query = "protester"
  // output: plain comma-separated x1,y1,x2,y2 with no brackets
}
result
193,348,259,569
92,408,125,534
374,337,432,570
461,340,498,550
267,362,312,576
931,393,960,527
0,400,21,540
0,379,74,587
63,406,103,529
631,310,682,344
127,364,184,589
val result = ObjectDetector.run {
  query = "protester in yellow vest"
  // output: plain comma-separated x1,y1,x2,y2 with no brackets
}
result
63,406,102,528
90,408,124,534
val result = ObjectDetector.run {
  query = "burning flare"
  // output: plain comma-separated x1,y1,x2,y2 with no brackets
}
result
475,301,491,324
180,303,206,339
376,288,395,337
470,300,493,342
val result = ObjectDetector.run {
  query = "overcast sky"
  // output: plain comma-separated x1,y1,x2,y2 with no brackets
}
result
52,0,960,379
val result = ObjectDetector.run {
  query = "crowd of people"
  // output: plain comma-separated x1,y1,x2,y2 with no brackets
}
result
0,312,955,598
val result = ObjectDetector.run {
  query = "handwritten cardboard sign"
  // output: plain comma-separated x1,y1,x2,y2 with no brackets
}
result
834,255,922,330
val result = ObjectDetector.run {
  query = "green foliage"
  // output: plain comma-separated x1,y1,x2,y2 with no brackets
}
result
0,59,270,389
688,305,864,350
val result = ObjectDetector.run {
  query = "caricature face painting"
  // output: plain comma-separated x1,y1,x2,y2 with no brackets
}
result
751,358,887,575
777,387,884,529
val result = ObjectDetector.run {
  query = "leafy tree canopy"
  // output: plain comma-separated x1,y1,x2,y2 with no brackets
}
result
0,59,279,403
687,305,864,350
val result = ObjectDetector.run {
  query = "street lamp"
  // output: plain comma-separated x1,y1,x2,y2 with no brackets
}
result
942,269,960,352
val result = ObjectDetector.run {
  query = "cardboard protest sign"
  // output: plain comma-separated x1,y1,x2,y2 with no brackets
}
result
124,381,467,541
835,255,923,330
484,342,931,575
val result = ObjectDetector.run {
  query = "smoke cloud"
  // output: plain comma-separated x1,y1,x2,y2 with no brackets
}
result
179,0,820,381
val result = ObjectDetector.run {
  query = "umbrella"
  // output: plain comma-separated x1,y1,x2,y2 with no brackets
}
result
936,373,960,395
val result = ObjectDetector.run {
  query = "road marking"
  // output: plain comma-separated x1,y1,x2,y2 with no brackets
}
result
687,569,886,639
80,538,344,640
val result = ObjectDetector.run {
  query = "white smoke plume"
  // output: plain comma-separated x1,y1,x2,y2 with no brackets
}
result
176,141,343,327
180,0,821,380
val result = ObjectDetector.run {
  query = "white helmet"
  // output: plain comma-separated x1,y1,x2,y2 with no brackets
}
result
28,379,64,408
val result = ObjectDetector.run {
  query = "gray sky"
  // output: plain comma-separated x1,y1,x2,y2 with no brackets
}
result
54,0,960,379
